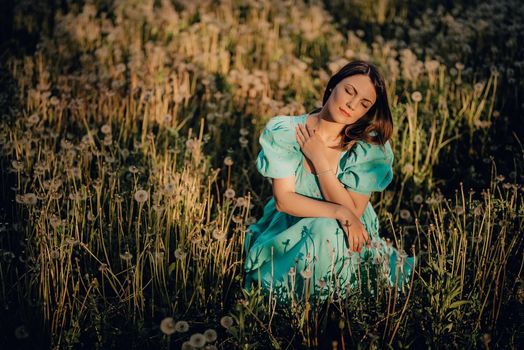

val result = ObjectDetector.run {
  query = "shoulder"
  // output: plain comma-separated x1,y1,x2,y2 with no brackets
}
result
348,138,394,165
260,115,300,143
263,115,296,131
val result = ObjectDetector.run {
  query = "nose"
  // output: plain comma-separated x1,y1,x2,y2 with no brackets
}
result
346,99,356,111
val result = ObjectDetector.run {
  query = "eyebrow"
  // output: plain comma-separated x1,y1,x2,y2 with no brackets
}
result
345,84,374,103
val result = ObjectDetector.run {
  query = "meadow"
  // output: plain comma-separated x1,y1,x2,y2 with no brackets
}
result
0,0,522,349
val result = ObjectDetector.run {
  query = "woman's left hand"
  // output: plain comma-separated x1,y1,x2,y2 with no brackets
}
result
295,123,328,166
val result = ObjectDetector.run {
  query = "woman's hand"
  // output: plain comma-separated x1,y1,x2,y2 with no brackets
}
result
295,123,328,166
335,205,370,253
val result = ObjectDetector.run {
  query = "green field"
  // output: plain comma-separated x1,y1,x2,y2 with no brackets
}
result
0,0,522,349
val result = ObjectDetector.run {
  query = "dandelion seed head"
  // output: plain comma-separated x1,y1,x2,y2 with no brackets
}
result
400,209,411,220
300,268,312,279
203,328,217,342
174,247,188,260
14,325,29,339
239,136,249,147
224,188,235,199
413,194,423,204
403,163,414,174
27,114,40,125
134,189,149,203
101,124,112,134
239,128,249,136
189,333,206,348
174,320,189,332
160,317,176,335
236,197,246,207
181,341,194,350
223,156,233,166
120,251,133,261
162,114,173,124
220,315,234,329
411,91,422,102
212,228,226,241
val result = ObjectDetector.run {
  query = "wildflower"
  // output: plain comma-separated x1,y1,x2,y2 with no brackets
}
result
11,160,23,171
449,67,457,76
455,205,464,215
239,136,249,147
399,209,411,220
14,325,29,339
186,138,197,150
134,189,149,203
403,163,414,174
495,174,505,182
473,205,483,216
181,341,194,350
27,114,40,125
120,251,133,262
160,317,176,335
300,268,312,279
516,286,524,303
474,82,484,94
162,114,173,123
288,267,296,277
220,315,234,329
236,197,246,207
232,215,243,224
224,188,235,199
212,228,226,241
413,194,423,204
223,156,233,166
316,279,326,289
98,263,108,272
203,328,217,342
411,91,422,102
373,254,383,265
174,247,188,259
164,182,176,194
101,124,112,134
239,127,249,136
174,320,189,332
128,165,139,174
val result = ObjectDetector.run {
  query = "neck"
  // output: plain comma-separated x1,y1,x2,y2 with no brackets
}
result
309,109,346,147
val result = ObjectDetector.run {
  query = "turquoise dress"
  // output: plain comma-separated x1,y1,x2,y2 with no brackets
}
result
243,114,415,306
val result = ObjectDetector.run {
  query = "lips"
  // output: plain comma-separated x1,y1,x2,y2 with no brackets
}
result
339,107,351,118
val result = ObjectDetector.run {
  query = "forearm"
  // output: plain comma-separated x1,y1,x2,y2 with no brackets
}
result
313,161,360,217
275,191,342,219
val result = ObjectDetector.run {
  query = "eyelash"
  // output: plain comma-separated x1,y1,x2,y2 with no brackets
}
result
345,88,369,108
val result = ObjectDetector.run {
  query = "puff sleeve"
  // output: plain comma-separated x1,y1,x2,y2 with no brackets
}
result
337,140,394,196
255,116,301,180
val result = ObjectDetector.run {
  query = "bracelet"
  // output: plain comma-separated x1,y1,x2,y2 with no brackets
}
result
315,168,333,176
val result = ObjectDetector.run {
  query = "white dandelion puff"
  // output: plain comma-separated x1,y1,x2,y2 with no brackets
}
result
220,315,234,329
203,328,217,342
400,209,411,220
174,320,189,332
300,268,312,279
160,317,176,335
189,333,206,348
224,188,235,199
411,91,422,102
134,190,149,203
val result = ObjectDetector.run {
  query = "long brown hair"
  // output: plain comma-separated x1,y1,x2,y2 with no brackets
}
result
309,60,393,150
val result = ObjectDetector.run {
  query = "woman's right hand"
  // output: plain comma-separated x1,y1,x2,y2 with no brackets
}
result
335,205,370,253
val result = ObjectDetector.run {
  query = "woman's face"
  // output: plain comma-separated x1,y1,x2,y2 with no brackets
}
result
325,74,377,124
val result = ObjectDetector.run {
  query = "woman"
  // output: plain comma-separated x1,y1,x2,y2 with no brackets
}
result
243,60,415,306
